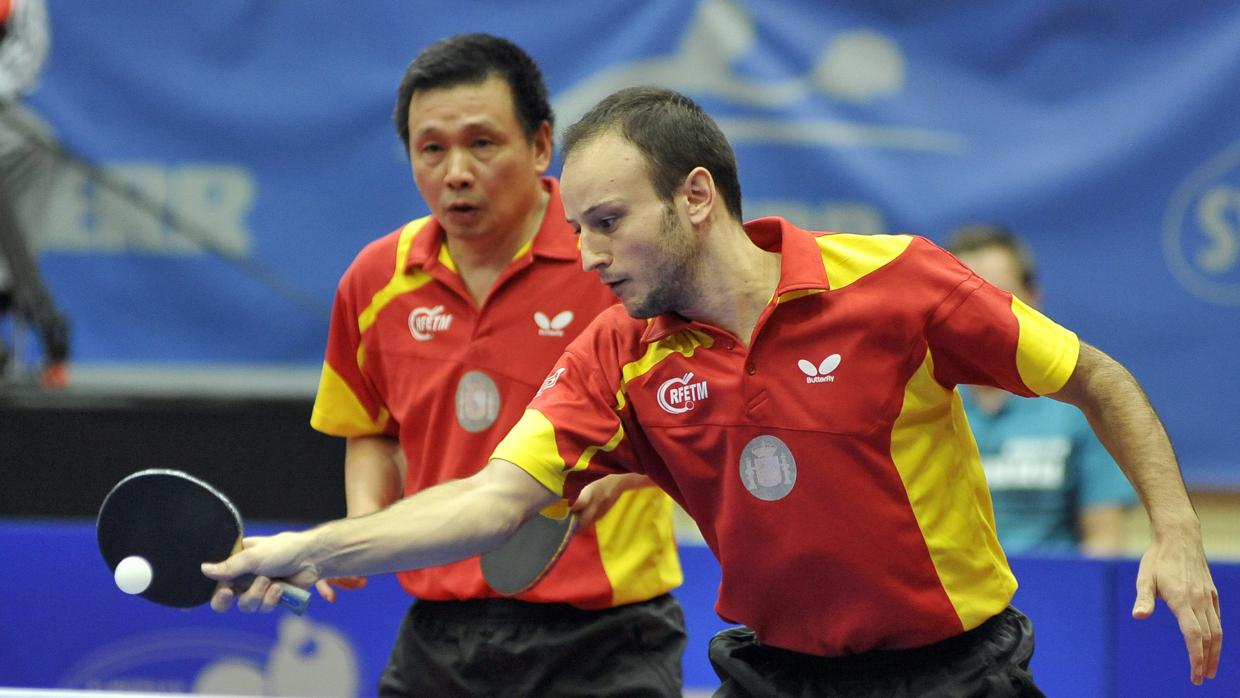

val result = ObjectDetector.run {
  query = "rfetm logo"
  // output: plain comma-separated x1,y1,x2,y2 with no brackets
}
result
657,372,710,414
534,310,574,337
408,305,453,341
797,354,841,383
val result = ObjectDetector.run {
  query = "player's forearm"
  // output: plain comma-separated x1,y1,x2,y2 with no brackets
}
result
307,459,556,579
1051,343,1199,536
344,435,404,516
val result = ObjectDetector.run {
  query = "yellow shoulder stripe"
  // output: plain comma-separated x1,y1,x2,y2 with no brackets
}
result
357,217,435,336
816,233,914,290
354,217,435,369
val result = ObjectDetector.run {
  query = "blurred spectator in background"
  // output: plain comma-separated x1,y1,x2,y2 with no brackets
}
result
0,0,69,386
948,224,1136,556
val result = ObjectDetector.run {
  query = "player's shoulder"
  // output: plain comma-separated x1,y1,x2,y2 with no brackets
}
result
355,217,433,265
809,230,963,289
341,218,433,284
812,231,953,264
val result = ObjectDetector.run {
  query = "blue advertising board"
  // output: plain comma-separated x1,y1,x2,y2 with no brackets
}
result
2,521,1238,695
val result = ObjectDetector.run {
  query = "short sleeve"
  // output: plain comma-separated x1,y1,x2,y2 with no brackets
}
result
924,246,1079,396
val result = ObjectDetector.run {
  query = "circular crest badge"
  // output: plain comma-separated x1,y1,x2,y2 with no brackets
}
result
455,370,500,433
739,435,797,501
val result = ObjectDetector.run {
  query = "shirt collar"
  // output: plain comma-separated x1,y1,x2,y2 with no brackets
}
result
403,176,579,273
642,216,830,343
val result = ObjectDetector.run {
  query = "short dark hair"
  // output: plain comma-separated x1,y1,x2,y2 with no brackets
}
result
394,34,553,152
562,87,743,221
946,223,1038,291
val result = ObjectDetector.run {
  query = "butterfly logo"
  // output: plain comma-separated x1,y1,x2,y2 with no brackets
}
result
797,354,842,384
534,310,575,337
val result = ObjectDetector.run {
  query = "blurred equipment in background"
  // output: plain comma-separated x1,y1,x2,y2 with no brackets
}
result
0,0,69,387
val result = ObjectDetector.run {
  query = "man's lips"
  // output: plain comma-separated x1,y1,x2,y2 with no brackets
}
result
443,203,482,223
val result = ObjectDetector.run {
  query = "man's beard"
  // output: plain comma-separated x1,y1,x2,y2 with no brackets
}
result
626,205,697,319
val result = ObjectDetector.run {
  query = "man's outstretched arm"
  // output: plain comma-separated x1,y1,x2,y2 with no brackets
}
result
202,458,558,612
1050,341,1221,685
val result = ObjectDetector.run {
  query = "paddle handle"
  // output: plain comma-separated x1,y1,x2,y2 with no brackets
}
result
234,574,312,614
228,534,310,614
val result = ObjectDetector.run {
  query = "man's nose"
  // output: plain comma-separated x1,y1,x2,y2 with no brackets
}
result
580,232,611,272
445,149,475,189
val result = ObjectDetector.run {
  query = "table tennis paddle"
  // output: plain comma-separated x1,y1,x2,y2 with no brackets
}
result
481,499,578,596
96,468,310,613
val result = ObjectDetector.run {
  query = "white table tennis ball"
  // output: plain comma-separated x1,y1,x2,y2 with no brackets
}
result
114,555,153,595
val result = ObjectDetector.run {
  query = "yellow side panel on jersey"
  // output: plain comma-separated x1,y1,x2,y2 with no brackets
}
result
594,487,683,605
493,409,569,496
1012,295,1080,395
310,362,390,436
889,349,1016,631
816,234,914,290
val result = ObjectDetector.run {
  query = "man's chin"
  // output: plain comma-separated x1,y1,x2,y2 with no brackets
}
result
438,213,492,239
621,297,663,320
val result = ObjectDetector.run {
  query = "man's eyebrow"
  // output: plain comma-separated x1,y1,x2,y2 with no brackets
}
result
566,201,620,230
412,125,441,140
581,202,618,220
412,118,501,140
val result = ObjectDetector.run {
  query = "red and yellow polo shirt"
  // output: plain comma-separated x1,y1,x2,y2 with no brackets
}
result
494,216,1079,654
312,178,681,609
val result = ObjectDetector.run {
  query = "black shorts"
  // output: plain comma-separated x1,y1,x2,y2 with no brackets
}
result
379,594,686,697
708,606,1044,697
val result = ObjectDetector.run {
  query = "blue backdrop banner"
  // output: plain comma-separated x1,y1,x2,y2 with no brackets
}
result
23,0,1240,485
3,521,1239,695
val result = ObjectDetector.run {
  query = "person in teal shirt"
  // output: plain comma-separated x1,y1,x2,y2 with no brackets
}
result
949,224,1137,555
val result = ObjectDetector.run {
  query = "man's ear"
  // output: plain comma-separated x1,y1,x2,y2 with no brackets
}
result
682,166,716,225
532,121,553,174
